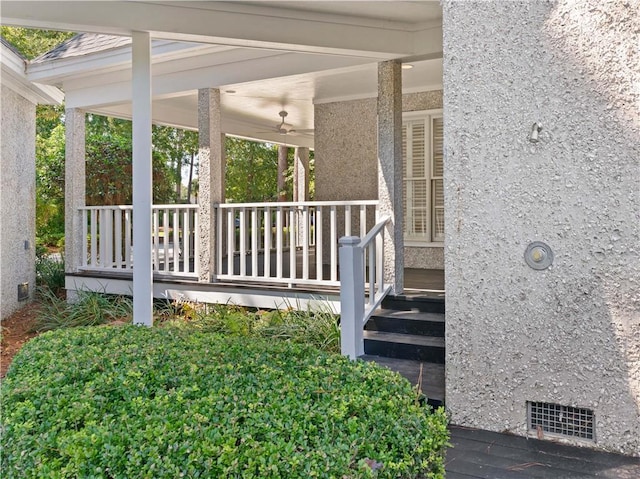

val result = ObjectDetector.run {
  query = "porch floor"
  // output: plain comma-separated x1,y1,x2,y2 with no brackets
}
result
159,246,444,294
446,425,640,478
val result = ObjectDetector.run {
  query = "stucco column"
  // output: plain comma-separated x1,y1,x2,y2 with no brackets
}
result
294,146,310,244
377,60,404,294
64,107,86,275
198,88,224,282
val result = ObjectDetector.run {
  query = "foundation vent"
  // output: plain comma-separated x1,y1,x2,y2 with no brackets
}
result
527,401,594,441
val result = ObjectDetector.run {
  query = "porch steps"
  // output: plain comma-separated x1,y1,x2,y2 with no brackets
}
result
363,331,445,363
361,295,445,407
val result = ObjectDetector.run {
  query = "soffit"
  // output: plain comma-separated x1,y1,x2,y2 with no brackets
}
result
9,1,443,145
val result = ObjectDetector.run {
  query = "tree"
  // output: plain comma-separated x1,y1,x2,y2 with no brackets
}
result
35,123,66,245
152,126,199,202
0,27,74,60
85,114,175,205
2,27,75,246
225,138,280,202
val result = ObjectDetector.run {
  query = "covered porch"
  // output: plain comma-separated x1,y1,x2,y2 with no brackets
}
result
69,200,444,313
32,8,445,323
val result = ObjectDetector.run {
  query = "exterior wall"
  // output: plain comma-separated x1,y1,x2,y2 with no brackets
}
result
443,0,639,455
0,85,37,319
403,91,444,269
314,90,444,270
315,98,378,203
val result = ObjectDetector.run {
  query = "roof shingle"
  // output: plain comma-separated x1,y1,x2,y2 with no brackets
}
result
32,33,130,63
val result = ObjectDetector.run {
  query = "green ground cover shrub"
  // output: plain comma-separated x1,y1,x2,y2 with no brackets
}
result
2,326,449,478
164,301,341,353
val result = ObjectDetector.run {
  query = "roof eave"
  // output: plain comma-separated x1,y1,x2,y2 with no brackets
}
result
1,42,64,104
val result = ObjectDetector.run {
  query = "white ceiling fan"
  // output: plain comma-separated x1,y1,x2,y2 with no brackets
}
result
259,110,314,136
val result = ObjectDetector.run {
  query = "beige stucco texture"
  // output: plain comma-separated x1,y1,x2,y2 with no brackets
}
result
0,85,37,319
443,0,639,455
314,90,444,270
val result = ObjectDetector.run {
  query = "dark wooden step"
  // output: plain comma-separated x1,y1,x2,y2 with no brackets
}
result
363,330,445,363
367,308,445,337
382,294,445,314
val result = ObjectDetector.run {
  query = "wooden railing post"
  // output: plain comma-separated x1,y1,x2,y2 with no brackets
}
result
339,236,365,359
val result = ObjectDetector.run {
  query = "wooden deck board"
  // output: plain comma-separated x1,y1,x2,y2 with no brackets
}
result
446,426,640,478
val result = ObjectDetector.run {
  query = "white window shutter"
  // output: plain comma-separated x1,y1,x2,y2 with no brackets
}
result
402,111,444,244
431,116,444,242
403,119,428,240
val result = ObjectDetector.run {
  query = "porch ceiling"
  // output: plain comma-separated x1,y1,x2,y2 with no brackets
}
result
3,0,443,147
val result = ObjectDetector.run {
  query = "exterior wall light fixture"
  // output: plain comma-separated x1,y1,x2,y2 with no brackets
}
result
529,122,542,142
524,241,553,270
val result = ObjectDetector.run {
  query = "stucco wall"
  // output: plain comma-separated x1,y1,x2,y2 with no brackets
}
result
443,0,639,455
314,90,444,270
0,85,37,319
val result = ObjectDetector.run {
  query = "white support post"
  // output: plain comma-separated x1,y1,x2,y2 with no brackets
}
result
131,31,153,326
339,236,365,359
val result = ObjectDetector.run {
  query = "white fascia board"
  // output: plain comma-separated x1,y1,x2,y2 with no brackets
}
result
1,44,63,104
28,40,231,85
2,1,433,59
1,72,64,105
1,42,26,76
64,50,373,109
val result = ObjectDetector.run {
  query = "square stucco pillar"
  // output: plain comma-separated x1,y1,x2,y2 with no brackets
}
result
377,60,404,294
64,108,86,274
198,88,224,282
294,147,310,244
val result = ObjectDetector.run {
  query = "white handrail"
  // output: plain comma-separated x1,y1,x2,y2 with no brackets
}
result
79,204,198,278
339,215,391,359
216,200,378,208
214,200,378,287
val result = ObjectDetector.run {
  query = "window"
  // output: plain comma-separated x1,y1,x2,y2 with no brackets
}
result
402,110,443,244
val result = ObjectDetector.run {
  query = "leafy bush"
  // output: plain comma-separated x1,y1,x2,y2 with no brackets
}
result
2,326,449,478
33,290,133,332
35,253,65,297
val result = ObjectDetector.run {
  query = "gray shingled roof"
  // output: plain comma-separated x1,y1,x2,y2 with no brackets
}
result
32,33,130,63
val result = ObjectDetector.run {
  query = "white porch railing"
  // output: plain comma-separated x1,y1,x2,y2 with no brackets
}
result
79,205,199,278
338,216,392,359
214,200,378,287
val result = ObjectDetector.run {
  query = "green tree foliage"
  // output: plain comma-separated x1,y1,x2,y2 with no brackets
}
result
152,126,199,202
2,27,75,246
225,137,280,202
0,27,74,60
35,124,66,245
85,115,175,205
